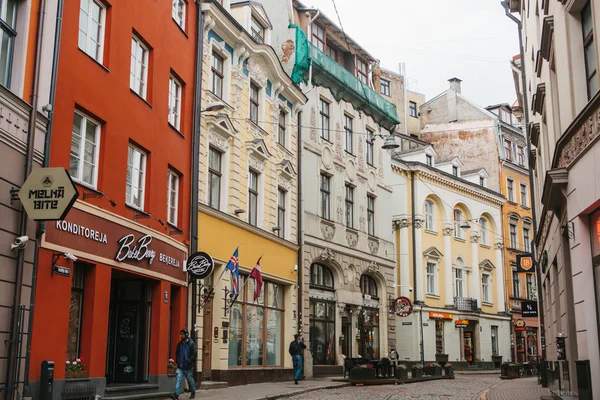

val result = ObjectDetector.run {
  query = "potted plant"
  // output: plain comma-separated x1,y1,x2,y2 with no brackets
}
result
168,358,177,376
411,363,423,379
444,363,454,377
350,365,376,380
395,364,409,380
500,362,520,379
424,362,441,376
435,353,449,367
492,354,503,368
65,357,88,379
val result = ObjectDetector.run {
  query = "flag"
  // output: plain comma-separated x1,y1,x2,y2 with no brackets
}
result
225,247,240,296
249,256,263,301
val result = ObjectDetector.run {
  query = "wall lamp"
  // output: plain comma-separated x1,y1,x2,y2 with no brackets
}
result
82,190,117,207
272,226,281,233
381,135,400,150
201,102,226,113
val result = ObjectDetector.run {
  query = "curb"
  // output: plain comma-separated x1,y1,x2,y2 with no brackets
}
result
251,382,351,400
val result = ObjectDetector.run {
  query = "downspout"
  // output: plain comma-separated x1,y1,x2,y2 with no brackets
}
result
410,170,424,366
502,0,547,385
296,110,303,336
6,0,47,397
402,62,408,136
306,11,319,84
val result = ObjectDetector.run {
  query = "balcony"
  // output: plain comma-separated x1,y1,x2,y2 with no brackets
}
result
454,297,478,312
510,298,522,312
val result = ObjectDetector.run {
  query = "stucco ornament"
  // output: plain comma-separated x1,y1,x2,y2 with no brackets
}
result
246,56,269,87
494,242,504,250
319,247,335,262
378,149,384,178
559,109,600,167
367,261,380,274
359,215,366,232
345,230,358,248
368,238,379,255
310,107,318,142
320,221,335,241
281,40,295,63
442,224,454,236
346,159,357,182
322,146,334,170
248,155,265,173
334,124,343,162
413,218,423,230
208,131,230,152
470,234,480,244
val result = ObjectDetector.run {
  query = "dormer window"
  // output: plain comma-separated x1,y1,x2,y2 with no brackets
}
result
452,166,458,176
426,155,433,166
356,57,368,84
312,23,325,51
250,16,265,44
480,176,485,187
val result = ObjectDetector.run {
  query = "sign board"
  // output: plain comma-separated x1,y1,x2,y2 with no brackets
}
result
186,252,215,280
516,254,535,273
429,312,453,320
52,265,71,277
556,336,566,360
591,209,600,265
392,296,413,317
455,319,469,328
18,167,78,221
402,322,412,326
514,318,527,331
521,300,538,317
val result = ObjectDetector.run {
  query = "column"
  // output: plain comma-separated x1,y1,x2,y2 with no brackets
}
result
470,232,481,307
399,218,411,298
414,218,424,303
495,242,506,313
443,224,454,307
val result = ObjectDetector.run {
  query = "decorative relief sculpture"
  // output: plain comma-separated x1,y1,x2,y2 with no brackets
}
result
346,230,358,248
319,247,335,261
320,222,335,241
310,107,318,142
470,234,480,244
367,261,380,274
246,56,268,87
368,238,379,255
494,242,504,250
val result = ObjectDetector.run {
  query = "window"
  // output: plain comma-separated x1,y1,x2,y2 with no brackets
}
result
0,0,16,86
126,145,147,209
250,16,264,44
320,174,331,219
582,2,598,99
211,51,224,98
520,184,528,206
228,280,284,367
409,101,417,118
312,23,325,51
510,223,517,248
513,271,521,298
358,307,379,360
380,78,391,96
453,209,464,239
278,110,286,147
208,147,222,209
78,0,106,63
426,155,433,166
523,227,531,252
482,274,490,303
309,300,336,365
435,321,444,354
526,274,536,300
491,326,499,355
366,129,375,166
70,111,100,188
517,146,525,166
277,188,286,238
66,264,85,361
248,169,259,226
130,36,149,99
168,75,182,130
320,99,330,141
367,195,375,236
326,44,338,62
344,114,353,153
250,81,260,124
452,166,458,176
172,0,186,29
356,58,368,84
360,275,378,297
311,263,334,289
455,264,464,297
507,179,514,202
167,170,179,225
504,139,513,161
426,262,436,294
480,218,488,245
345,184,354,228
425,200,435,231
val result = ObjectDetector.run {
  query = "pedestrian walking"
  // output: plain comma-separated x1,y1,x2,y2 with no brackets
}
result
172,329,197,399
289,334,306,384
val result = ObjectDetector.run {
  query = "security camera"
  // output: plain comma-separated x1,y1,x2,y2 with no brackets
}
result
63,253,78,262
408,286,413,292
293,264,298,272
11,236,29,250
42,104,53,113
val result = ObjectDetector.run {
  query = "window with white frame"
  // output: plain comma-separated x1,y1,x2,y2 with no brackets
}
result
510,223,517,249
167,169,179,225
248,169,259,226
523,227,531,252
168,75,182,130
426,262,436,294
367,194,375,236
278,110,286,147
130,36,149,99
312,23,325,51
208,147,222,209
320,98,330,141
520,183,528,206
211,51,224,98
78,0,106,63
409,101,417,118
455,260,464,297
380,78,391,96
320,174,331,220
356,57,368,84
453,209,464,239
344,114,353,154
277,188,286,238
507,178,515,202
172,0,186,29
426,154,433,166
126,145,147,209
250,16,265,44
250,81,260,124
517,146,525,166
479,217,488,245
482,273,490,303
70,111,101,188
366,128,375,166
425,200,435,231
526,273,536,300
480,176,485,187
582,1,598,99
0,0,17,87
491,326,499,355
345,184,354,228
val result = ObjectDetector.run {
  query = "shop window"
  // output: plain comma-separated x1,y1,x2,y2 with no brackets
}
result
309,300,336,365
435,320,444,354
358,308,379,359
66,264,85,361
228,279,284,367
360,275,378,298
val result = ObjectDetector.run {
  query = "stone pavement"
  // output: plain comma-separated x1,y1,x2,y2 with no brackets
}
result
484,377,552,400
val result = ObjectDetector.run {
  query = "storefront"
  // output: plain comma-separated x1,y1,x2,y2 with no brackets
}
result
28,202,188,398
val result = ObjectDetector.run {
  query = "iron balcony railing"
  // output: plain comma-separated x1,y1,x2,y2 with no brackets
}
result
454,296,478,312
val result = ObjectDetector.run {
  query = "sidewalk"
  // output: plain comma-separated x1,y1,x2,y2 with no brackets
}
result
455,369,501,375
483,377,552,400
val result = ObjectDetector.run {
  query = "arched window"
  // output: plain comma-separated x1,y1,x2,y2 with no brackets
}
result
360,275,378,298
453,209,464,239
310,263,334,289
425,200,436,231
454,257,465,298
479,217,489,245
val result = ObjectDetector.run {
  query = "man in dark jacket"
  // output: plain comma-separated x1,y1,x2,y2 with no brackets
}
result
288,334,306,384
172,329,197,399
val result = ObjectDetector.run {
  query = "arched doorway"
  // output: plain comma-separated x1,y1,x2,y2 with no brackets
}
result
309,263,336,365
358,274,380,360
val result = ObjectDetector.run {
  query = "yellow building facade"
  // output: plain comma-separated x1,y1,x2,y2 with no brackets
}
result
194,1,306,385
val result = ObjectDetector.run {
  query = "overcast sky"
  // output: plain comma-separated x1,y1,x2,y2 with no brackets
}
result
302,0,520,107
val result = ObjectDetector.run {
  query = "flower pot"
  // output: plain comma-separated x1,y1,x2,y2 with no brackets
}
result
435,353,449,367
411,367,423,379
65,370,89,379
444,366,454,377
168,367,177,377
395,368,409,380
350,367,376,380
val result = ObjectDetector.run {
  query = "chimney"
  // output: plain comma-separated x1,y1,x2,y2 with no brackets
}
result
448,77,462,94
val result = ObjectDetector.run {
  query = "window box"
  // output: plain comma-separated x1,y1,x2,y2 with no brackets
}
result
423,363,442,376
444,364,454,377
435,353,449,367
350,367,376,380
65,370,89,380
411,365,423,378
500,362,521,379
395,365,409,380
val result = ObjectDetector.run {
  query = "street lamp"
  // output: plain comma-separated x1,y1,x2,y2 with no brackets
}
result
381,135,400,150
201,102,226,113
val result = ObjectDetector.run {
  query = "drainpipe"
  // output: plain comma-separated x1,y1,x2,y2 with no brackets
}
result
410,170,424,366
501,1,547,386
296,110,303,336
6,0,47,397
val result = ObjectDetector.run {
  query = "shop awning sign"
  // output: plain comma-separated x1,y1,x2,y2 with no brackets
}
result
516,254,535,273
186,252,215,280
18,167,78,221
455,319,469,328
429,312,453,320
521,300,538,317
392,296,413,317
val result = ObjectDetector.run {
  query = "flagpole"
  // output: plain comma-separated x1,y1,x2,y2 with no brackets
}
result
200,244,241,307
230,252,262,308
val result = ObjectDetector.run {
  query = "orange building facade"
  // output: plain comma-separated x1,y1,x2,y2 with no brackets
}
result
28,1,196,398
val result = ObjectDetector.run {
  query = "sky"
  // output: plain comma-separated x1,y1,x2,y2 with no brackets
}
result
301,0,521,108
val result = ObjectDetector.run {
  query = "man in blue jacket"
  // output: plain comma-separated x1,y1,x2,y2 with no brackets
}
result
172,329,197,399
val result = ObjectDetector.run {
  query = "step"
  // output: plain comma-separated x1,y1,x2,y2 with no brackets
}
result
313,365,344,375
105,384,160,393
102,392,173,400
200,381,228,390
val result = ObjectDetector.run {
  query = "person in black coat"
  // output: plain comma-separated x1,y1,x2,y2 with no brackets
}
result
172,329,197,399
289,334,306,384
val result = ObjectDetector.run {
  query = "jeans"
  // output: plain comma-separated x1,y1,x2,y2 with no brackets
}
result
175,367,195,395
292,355,303,381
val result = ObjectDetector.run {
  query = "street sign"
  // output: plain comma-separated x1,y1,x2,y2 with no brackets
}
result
18,167,78,221
516,254,535,273
186,252,215,280
521,300,538,317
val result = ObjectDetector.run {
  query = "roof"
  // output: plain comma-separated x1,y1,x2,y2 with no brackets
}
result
461,168,485,175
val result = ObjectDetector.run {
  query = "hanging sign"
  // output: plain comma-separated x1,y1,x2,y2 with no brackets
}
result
186,252,215,280
18,167,79,221
392,296,413,317
516,254,535,273
521,300,538,317
455,319,469,328
514,318,527,331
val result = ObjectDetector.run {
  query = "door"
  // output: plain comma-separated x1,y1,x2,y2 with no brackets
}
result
464,332,473,364
201,297,213,380
341,316,351,358
113,303,142,382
